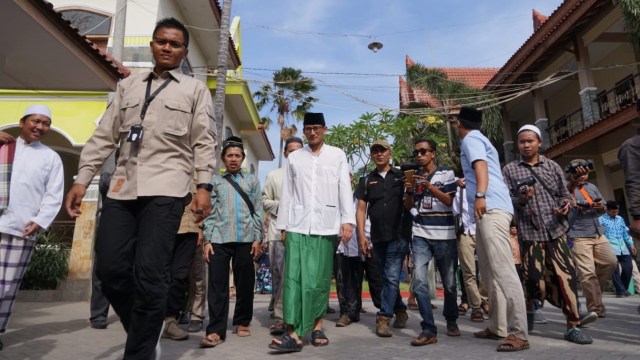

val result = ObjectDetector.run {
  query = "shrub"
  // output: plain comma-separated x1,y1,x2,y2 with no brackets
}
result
19,231,70,290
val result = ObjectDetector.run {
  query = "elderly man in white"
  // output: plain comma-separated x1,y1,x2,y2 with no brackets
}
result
0,105,64,351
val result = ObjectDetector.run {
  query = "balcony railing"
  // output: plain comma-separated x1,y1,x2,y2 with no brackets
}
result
547,73,639,147
45,220,76,246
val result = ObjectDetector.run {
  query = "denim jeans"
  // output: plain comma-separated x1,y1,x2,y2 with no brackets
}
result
372,238,409,318
412,236,458,335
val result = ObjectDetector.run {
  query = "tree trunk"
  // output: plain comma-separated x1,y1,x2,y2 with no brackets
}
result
213,0,232,174
277,136,284,168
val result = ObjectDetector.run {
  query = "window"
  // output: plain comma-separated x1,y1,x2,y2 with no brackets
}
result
58,8,112,51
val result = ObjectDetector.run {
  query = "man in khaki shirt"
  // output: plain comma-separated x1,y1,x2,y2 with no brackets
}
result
65,18,216,359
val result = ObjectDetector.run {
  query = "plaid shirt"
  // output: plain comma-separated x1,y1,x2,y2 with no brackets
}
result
502,155,572,242
0,142,16,214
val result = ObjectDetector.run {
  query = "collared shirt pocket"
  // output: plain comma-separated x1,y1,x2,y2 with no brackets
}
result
163,100,192,137
119,97,141,129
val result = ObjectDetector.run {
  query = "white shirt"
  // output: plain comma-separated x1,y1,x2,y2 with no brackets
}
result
452,186,476,236
262,167,284,241
0,137,64,239
276,144,356,235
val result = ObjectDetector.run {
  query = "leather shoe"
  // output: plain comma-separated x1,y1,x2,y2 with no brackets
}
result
187,319,203,333
90,320,108,329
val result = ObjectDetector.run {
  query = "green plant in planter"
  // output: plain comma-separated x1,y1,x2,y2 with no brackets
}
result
19,231,70,290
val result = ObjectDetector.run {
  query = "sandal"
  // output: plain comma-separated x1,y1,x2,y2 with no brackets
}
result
234,325,251,337
458,303,469,315
564,328,593,345
496,334,530,352
470,309,484,322
407,302,418,310
410,334,438,346
311,330,329,346
200,333,224,348
269,321,287,336
473,327,505,340
268,334,303,353
481,301,490,315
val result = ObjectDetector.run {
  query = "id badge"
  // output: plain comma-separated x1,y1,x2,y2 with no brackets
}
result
421,196,433,210
127,124,144,143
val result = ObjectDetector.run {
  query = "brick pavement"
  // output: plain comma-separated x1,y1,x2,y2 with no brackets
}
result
1,294,639,360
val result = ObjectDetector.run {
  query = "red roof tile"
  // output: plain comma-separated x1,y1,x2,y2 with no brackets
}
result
533,9,549,32
400,55,498,108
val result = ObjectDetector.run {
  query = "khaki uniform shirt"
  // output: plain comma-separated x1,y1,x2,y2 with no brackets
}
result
178,178,200,234
75,69,216,199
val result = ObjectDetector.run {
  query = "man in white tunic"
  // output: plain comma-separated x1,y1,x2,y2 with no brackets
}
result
269,112,355,353
0,105,64,351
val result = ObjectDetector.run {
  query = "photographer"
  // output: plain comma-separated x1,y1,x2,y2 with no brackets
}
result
566,159,617,319
502,125,594,344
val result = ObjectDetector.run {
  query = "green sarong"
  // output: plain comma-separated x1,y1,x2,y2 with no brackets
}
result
283,232,336,336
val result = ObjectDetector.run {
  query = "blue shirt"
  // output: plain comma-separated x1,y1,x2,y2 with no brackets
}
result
204,171,263,244
460,130,513,222
599,214,633,256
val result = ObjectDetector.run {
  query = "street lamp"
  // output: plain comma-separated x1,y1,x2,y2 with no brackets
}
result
368,41,383,53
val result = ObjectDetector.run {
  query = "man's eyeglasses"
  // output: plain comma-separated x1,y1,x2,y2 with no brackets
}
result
413,148,434,157
153,38,185,49
303,126,324,134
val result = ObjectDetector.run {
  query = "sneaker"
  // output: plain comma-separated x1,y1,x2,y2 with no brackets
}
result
187,319,203,333
578,311,598,327
161,320,189,341
533,309,548,324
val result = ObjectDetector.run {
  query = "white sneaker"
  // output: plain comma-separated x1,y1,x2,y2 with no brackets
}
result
533,309,548,324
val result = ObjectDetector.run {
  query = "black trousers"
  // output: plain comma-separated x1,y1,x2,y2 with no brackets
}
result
336,254,364,321
90,256,109,323
165,232,198,317
363,253,383,309
205,242,255,340
96,196,184,360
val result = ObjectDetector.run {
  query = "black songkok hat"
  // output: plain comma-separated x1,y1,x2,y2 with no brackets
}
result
459,107,483,124
303,112,326,127
222,136,244,151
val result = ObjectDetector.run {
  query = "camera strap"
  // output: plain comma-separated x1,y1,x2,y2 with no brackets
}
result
525,165,556,198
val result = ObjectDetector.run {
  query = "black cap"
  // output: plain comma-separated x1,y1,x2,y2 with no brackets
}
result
606,200,619,209
303,112,325,127
222,136,243,151
459,107,482,124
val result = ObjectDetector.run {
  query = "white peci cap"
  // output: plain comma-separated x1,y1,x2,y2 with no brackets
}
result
23,104,52,120
517,124,541,139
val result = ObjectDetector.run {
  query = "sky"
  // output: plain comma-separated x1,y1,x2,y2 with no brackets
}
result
229,0,565,183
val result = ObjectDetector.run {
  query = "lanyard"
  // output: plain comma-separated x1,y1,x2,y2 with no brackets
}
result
140,76,172,122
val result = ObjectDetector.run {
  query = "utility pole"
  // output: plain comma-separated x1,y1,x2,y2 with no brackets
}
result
102,0,127,175
213,0,232,173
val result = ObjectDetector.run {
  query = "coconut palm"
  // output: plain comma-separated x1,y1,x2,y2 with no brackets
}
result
620,0,640,46
253,67,318,167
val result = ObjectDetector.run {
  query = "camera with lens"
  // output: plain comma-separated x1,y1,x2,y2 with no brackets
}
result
515,176,536,194
575,200,591,208
564,159,593,174
399,162,420,172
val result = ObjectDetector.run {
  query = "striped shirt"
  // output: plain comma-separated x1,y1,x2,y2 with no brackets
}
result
203,171,262,244
411,167,457,240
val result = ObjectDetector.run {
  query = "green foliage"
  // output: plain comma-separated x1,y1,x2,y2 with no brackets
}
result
324,110,461,176
620,0,640,46
253,67,318,166
404,61,504,147
20,232,70,290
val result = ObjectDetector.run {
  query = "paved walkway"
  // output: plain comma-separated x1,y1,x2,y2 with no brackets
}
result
2,294,639,359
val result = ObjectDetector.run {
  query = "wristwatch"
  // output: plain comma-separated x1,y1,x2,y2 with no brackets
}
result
475,191,486,199
196,183,213,192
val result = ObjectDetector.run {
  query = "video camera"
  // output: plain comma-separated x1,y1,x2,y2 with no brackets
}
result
515,176,536,194
399,162,420,172
564,159,593,174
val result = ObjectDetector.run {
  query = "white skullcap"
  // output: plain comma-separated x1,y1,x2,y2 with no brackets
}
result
23,104,52,120
517,124,541,139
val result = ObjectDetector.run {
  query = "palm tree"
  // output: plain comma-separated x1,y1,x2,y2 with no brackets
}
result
620,0,640,46
253,67,318,167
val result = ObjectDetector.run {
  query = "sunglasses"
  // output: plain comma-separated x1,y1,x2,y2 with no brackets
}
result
413,148,434,157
